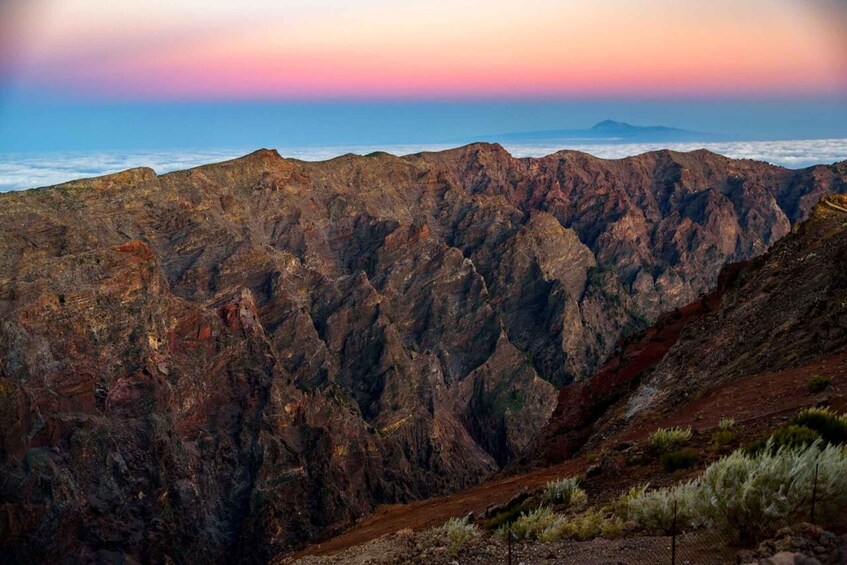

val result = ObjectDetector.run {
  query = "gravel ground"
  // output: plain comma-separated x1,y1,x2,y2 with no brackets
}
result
287,528,737,565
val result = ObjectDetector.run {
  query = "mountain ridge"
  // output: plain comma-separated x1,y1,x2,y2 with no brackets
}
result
0,145,845,561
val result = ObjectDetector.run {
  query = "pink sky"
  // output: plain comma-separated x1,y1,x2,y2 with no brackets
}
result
2,0,846,100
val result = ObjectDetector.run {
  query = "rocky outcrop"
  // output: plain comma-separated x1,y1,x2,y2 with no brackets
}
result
526,194,847,467
738,523,846,565
0,146,844,561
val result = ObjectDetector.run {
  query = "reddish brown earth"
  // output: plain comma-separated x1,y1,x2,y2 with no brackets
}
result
0,147,844,562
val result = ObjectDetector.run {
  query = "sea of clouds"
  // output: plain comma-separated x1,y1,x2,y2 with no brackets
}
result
1,138,845,192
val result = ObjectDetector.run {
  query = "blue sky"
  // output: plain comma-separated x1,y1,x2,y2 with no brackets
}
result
1,98,846,152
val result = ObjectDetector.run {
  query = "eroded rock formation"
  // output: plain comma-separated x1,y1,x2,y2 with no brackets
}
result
0,146,843,561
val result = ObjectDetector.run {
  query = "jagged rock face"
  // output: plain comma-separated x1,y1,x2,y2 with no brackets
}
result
525,194,847,468
623,193,847,416
0,146,843,561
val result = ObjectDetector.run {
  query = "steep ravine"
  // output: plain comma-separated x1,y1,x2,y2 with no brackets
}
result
0,146,844,561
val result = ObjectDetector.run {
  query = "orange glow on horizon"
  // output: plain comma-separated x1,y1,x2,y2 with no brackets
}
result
3,0,846,99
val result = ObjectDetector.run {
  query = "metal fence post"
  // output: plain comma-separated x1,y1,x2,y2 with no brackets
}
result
671,499,677,565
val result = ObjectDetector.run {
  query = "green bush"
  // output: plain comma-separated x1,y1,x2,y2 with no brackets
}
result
536,508,623,542
661,448,699,472
712,429,736,450
790,407,847,445
509,506,623,542
807,375,832,394
747,425,820,455
628,442,847,542
606,484,648,520
509,506,560,540
543,477,587,507
436,517,478,556
649,426,692,453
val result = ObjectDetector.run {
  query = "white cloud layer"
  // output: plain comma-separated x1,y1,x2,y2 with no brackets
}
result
1,139,845,192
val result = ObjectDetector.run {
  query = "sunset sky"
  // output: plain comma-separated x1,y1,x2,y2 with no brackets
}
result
0,0,845,152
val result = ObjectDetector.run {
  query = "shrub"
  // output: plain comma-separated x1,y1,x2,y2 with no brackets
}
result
437,517,478,556
543,477,587,508
508,507,624,543
536,508,622,542
790,407,847,445
607,484,648,520
649,426,692,453
661,448,699,472
807,375,832,394
629,442,847,542
570,509,624,540
510,506,560,540
712,429,736,450
746,425,820,455
719,418,736,430
484,503,534,530
627,481,701,533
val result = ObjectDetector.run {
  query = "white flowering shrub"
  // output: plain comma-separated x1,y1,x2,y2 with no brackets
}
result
543,477,587,507
436,516,478,556
626,480,701,533
509,506,561,540
628,442,847,541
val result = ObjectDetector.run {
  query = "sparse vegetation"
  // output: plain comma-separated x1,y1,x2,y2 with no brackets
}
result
606,484,648,520
713,419,738,450
649,426,692,453
626,481,699,533
718,418,736,430
790,407,847,445
629,442,847,542
807,375,832,393
507,506,623,542
536,508,623,542
509,506,560,540
746,424,820,455
747,408,847,454
712,429,736,450
661,447,698,472
543,477,587,508
436,517,478,556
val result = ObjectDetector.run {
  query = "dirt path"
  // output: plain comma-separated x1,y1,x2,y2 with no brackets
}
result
284,351,847,561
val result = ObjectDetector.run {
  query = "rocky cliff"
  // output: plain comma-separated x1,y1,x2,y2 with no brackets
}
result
0,145,844,561
524,193,847,467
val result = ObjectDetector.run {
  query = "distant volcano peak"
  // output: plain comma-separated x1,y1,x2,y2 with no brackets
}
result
487,120,721,143
590,119,637,130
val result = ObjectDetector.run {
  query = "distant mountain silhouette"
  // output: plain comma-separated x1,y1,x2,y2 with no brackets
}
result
488,119,723,143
